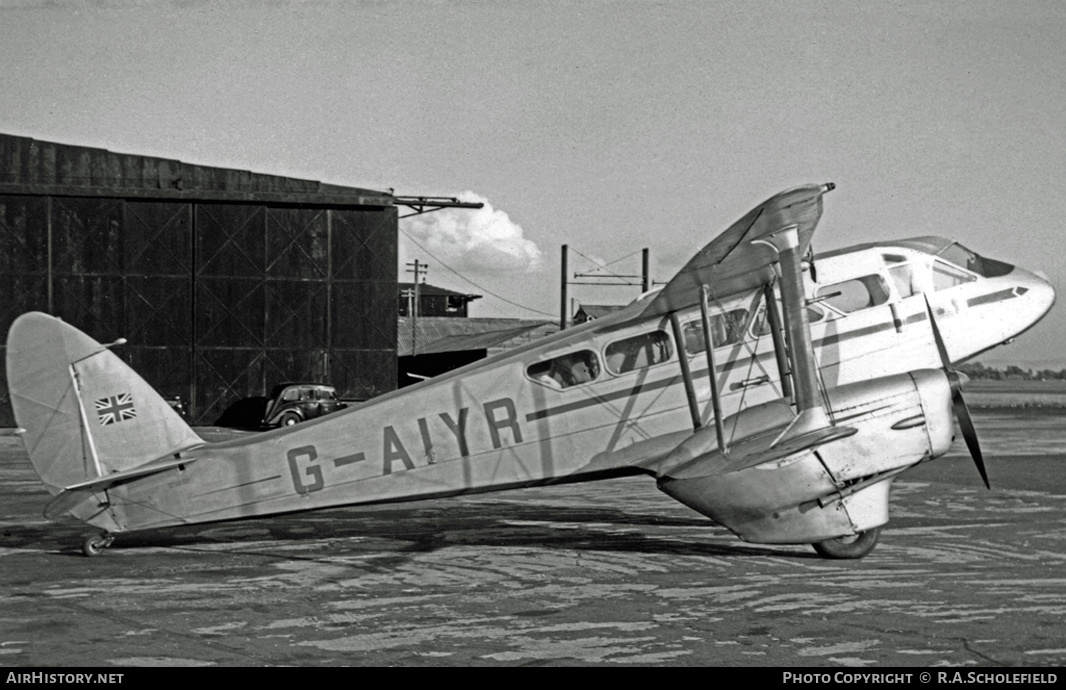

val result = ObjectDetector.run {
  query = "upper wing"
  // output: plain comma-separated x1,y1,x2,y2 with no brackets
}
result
639,182,834,318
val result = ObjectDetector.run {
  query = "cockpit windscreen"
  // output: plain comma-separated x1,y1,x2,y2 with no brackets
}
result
934,242,1014,278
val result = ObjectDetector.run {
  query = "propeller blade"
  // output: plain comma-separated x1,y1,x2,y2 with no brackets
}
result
953,388,990,489
923,295,952,369
924,295,990,489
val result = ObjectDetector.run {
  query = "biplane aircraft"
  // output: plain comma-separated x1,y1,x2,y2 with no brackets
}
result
6,183,1055,558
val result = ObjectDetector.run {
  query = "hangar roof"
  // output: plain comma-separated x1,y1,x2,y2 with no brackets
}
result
397,317,558,357
0,133,392,207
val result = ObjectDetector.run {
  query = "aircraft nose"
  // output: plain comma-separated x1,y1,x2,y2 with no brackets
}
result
1013,266,1056,324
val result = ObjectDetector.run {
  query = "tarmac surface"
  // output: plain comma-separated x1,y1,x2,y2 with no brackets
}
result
1,410,1064,667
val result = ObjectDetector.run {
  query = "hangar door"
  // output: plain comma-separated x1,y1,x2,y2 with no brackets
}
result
0,195,397,426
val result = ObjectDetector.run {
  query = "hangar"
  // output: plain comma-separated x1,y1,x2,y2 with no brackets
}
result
0,133,404,425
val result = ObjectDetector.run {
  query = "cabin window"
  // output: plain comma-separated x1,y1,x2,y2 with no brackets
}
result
886,264,919,298
815,275,890,314
605,330,673,374
931,260,976,291
752,304,824,336
681,309,748,354
527,350,601,389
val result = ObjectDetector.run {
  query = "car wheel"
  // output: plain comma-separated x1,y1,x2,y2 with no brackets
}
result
279,412,301,427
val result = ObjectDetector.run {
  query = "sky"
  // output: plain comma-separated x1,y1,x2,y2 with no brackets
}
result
1,0,1064,367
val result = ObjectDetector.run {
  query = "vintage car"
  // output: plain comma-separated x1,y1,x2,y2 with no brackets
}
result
262,383,347,427
164,396,186,419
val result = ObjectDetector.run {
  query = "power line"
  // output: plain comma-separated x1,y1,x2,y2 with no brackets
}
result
598,248,645,269
398,229,557,318
568,245,639,282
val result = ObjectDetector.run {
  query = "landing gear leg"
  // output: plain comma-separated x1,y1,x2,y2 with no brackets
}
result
812,526,881,559
82,533,115,557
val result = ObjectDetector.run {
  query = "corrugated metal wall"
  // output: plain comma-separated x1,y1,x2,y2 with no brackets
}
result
0,134,397,426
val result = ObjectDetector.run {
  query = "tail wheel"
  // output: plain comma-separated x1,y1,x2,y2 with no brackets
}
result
82,533,114,557
812,526,881,559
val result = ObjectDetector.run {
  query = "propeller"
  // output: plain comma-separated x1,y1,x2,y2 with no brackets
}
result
924,295,990,489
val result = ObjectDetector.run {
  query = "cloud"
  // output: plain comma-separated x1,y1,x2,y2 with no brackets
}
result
401,192,542,275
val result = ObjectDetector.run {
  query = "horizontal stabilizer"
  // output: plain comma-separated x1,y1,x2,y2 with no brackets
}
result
42,456,197,519
62,455,196,494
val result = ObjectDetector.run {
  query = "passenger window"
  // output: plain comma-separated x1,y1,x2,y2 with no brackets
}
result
527,350,600,389
816,275,890,313
300,388,314,401
932,260,975,291
605,331,673,374
681,309,748,354
282,388,300,402
883,254,919,298
752,304,824,336
888,264,919,298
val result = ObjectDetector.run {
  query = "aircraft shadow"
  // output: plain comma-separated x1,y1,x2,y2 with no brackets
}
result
97,501,817,560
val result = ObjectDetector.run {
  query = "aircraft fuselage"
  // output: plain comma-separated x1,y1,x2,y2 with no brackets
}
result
73,236,1055,539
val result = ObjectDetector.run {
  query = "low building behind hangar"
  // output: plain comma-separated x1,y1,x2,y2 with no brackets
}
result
0,133,399,425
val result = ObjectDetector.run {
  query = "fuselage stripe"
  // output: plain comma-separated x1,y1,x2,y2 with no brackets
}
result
524,289,1014,423
967,288,1017,308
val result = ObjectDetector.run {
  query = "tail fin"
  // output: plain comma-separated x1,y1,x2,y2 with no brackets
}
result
6,312,203,495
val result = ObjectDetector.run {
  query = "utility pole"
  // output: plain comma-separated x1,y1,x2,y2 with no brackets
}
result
406,260,427,355
642,248,651,293
560,245,569,331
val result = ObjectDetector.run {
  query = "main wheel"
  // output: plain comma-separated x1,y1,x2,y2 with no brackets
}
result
82,533,113,557
812,527,881,559
279,412,301,427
